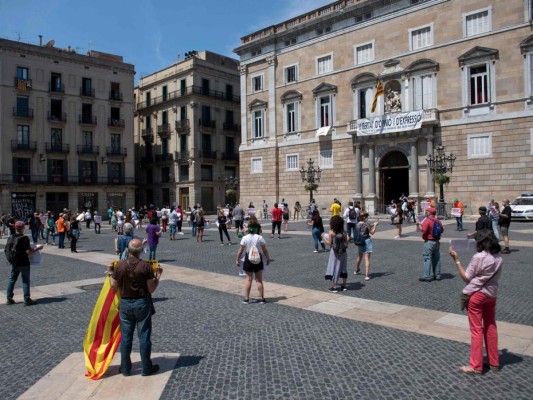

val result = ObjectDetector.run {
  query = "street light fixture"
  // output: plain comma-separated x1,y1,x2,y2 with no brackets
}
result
299,158,322,203
426,145,456,218
220,175,239,206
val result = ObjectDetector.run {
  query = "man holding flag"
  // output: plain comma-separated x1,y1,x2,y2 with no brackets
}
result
371,78,383,113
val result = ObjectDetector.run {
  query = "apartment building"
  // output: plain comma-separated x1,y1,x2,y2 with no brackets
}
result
134,51,240,212
234,0,533,214
0,38,135,220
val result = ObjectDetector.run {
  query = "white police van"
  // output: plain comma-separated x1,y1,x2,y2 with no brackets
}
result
510,194,533,220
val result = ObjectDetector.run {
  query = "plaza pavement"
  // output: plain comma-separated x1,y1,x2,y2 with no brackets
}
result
1,216,532,399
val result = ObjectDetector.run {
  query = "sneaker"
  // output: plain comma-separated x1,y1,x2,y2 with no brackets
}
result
354,270,360,275
340,286,348,291
365,276,370,281
24,298,37,306
394,235,400,239
238,271,246,277
228,242,232,245
313,250,318,253
418,277,432,282
6,298,15,305
242,298,250,304
328,287,339,293
221,243,225,246
259,298,267,304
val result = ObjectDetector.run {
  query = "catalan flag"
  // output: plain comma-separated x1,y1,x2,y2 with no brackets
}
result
370,78,383,113
83,276,121,380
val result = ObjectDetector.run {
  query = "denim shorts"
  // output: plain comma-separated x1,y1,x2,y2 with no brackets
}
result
169,224,177,234
357,238,373,253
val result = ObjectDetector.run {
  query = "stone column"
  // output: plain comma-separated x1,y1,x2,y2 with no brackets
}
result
266,55,277,139
365,143,378,215
239,64,248,144
426,136,435,197
355,143,363,199
410,139,419,198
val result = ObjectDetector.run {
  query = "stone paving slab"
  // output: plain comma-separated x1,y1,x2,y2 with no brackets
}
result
18,352,179,400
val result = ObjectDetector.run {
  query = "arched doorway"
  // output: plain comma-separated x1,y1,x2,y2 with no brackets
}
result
380,151,409,205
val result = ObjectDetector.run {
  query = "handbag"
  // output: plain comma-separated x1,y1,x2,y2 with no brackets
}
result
459,267,499,312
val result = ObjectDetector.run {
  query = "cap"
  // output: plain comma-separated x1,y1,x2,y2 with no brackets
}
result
427,207,437,214
479,206,487,213
453,197,458,202
15,221,25,228
476,229,495,242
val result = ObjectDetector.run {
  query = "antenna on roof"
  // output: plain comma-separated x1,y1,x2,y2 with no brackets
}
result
45,39,55,48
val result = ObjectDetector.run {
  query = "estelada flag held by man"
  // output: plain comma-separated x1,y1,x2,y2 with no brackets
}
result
371,78,384,113
83,259,158,380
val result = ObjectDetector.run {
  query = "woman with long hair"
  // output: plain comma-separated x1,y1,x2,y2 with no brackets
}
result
354,212,379,281
144,218,161,260
307,209,326,253
390,201,403,238
321,215,349,292
449,229,502,375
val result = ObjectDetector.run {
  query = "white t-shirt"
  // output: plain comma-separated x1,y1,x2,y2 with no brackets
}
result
239,234,266,261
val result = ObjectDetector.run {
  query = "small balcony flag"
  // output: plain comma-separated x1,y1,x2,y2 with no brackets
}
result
370,78,383,113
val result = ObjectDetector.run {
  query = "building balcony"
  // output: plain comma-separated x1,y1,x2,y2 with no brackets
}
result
141,128,154,142
200,150,217,161
11,140,37,152
199,119,216,129
48,174,68,185
45,143,70,153
79,115,97,125
108,118,125,128
106,147,127,156
14,78,32,91
223,122,240,133
12,174,32,184
77,145,99,154
175,119,190,133
78,176,99,185
157,124,171,138
13,107,34,119
222,152,239,162
155,153,174,163
49,82,65,93
107,176,126,185
47,111,67,123
80,88,95,98
109,91,123,101
346,108,440,136
175,151,190,162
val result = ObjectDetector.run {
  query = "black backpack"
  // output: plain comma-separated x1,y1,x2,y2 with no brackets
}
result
4,234,23,265
333,232,347,255
348,208,357,220
354,223,366,246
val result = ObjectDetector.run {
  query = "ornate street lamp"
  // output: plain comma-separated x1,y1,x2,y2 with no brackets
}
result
220,175,239,206
426,145,456,218
299,158,322,203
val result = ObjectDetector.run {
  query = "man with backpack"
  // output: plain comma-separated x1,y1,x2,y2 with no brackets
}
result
343,201,359,242
416,207,444,282
5,221,42,305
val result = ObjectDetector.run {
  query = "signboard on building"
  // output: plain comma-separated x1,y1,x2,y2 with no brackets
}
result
356,110,424,136
11,192,36,221
79,192,98,212
107,192,125,211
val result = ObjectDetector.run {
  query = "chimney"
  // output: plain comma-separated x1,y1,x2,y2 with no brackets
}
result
39,35,42,46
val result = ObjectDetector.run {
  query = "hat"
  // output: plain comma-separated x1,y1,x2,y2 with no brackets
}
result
15,221,25,228
475,229,495,242
453,197,458,201
478,206,487,213
427,207,437,214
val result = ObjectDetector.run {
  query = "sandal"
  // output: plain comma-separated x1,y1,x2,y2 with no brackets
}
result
458,366,482,375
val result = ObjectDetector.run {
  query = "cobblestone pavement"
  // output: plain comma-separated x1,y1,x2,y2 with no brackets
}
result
0,219,532,399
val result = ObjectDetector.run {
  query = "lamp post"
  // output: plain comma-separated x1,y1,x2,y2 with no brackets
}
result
426,145,456,218
220,175,238,206
299,158,322,203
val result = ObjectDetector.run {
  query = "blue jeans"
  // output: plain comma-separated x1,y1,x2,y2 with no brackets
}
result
312,227,326,251
423,240,441,279
31,229,39,244
456,216,463,230
46,228,56,244
491,220,501,240
148,244,157,260
58,231,65,248
346,223,356,242
6,264,30,300
192,222,198,237
119,298,153,375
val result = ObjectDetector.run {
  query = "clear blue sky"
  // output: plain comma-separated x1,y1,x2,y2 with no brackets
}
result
0,0,330,81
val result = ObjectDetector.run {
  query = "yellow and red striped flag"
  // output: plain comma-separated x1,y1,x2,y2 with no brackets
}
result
83,276,121,380
370,78,383,113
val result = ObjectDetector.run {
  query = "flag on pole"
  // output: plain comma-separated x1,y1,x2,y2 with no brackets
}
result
370,78,383,113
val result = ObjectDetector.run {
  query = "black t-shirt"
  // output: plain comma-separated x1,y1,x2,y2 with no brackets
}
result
475,215,492,231
12,234,30,267
498,205,512,228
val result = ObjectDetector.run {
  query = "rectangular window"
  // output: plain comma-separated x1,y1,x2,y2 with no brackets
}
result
162,110,168,125
410,25,433,50
180,106,187,121
286,102,297,133
201,79,210,95
319,96,331,127
464,8,491,37
355,43,374,65
413,75,434,109
319,149,333,169
358,88,371,118
162,85,168,101
252,75,263,92
226,84,233,100
51,128,62,149
251,157,263,173
50,99,62,120
51,72,62,92
253,110,264,138
226,136,235,157
16,96,29,117
469,65,489,105
161,167,170,183
111,134,121,151
286,154,299,171
17,66,29,80
146,91,151,106
317,54,333,75
17,125,30,145
180,134,187,152
202,134,211,153
179,165,189,181
82,131,93,150
146,115,151,129
201,165,213,181
285,65,298,83
13,158,31,183
110,163,122,183
468,134,492,158
180,79,186,95
82,77,92,96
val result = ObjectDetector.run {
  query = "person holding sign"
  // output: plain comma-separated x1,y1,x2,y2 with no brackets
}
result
452,197,464,231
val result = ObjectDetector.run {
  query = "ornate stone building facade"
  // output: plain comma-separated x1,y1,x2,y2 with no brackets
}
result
234,0,533,214
0,38,135,218
134,51,240,212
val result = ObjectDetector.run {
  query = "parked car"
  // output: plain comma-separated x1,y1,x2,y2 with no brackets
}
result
510,194,533,220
